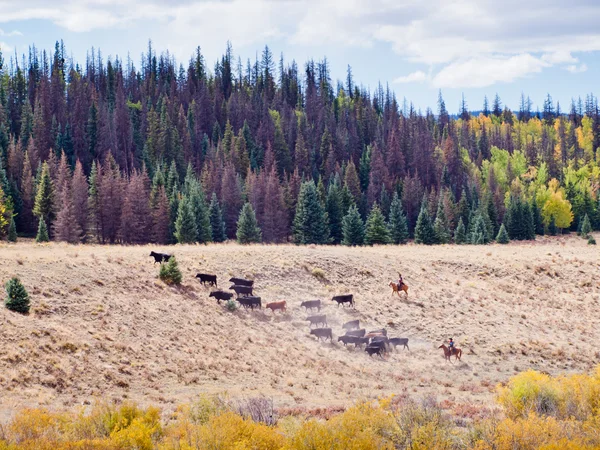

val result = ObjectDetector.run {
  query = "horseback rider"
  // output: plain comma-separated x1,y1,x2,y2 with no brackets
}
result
398,272,404,288
448,338,455,352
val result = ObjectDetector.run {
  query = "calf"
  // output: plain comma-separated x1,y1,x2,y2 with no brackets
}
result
238,296,261,309
365,345,384,358
300,300,321,311
342,319,360,330
266,301,287,313
310,328,333,342
209,291,233,304
306,314,327,328
332,294,354,308
230,284,253,297
229,277,254,287
196,273,217,287
388,337,410,351
149,251,171,264
344,328,366,338
338,335,360,347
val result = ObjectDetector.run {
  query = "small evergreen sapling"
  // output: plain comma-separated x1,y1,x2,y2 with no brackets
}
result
496,223,509,244
7,216,17,242
36,218,49,243
454,217,466,244
159,256,182,286
5,277,30,314
580,213,592,237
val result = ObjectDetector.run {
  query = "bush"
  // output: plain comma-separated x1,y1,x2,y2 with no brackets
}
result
36,218,49,243
5,277,30,314
226,299,238,312
588,236,596,245
159,257,182,286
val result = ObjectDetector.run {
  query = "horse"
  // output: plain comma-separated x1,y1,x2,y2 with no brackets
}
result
439,344,462,362
389,281,409,298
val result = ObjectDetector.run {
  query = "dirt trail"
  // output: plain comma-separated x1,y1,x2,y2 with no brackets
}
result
1,235,599,420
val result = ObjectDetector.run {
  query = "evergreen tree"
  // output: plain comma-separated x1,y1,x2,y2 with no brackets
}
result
209,192,226,242
293,181,329,244
342,204,364,246
326,181,343,244
469,214,489,244
236,202,262,244
496,223,509,244
174,195,197,243
189,183,212,243
71,160,88,240
433,195,450,244
36,217,49,242
454,217,466,244
159,256,182,285
33,162,54,231
548,215,557,236
0,185,10,239
580,213,592,237
7,216,17,242
4,277,30,314
388,192,409,244
364,204,390,245
152,186,171,244
531,198,544,235
414,202,435,245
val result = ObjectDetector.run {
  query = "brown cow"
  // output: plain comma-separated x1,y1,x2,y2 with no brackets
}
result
266,301,287,313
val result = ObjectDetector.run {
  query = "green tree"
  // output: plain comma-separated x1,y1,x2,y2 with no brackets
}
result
174,195,197,244
7,216,16,242
293,181,329,244
433,196,450,244
33,162,54,229
388,192,409,244
189,183,212,243
342,204,364,246
414,202,435,245
326,181,343,244
469,214,489,244
454,217,467,244
496,223,509,244
0,185,10,239
36,218,49,242
548,215,557,236
580,213,592,237
364,204,390,245
209,193,226,242
159,256,182,285
4,277,30,314
236,202,262,244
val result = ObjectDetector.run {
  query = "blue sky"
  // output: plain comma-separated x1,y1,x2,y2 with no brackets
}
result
0,0,599,113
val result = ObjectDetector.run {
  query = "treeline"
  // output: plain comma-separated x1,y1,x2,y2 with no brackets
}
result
0,41,599,245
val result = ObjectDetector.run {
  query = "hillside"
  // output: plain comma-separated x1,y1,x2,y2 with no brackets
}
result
1,236,599,421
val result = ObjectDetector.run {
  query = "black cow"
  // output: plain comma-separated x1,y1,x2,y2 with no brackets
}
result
229,277,254,287
338,335,360,346
370,336,390,352
150,251,171,264
344,328,366,338
238,296,261,309
332,294,354,308
389,337,410,351
301,300,321,311
310,328,333,342
230,284,253,297
306,314,327,328
342,319,359,330
209,291,233,304
365,345,384,358
354,337,371,348
196,273,217,287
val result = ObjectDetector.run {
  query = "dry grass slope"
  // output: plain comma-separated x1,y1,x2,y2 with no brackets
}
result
0,234,599,421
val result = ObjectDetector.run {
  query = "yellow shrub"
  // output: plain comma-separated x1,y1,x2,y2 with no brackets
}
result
497,370,560,419
109,406,161,450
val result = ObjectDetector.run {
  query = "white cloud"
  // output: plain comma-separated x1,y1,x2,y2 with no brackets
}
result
394,70,428,83
566,63,588,73
0,28,22,37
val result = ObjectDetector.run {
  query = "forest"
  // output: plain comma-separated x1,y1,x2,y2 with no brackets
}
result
0,41,599,245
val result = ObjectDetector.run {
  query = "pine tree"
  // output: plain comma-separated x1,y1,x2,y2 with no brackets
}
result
454,217,466,244
433,195,450,244
4,277,30,314
236,202,262,244
342,204,364,246
159,256,182,285
580,213,592,237
326,181,343,244
189,182,212,243
209,193,226,243
33,162,54,231
496,223,509,244
152,186,171,244
548,215,557,236
531,198,544,235
293,181,329,244
36,217,49,242
414,202,435,245
7,216,17,242
388,192,409,244
174,195,197,244
364,204,390,245
53,184,81,243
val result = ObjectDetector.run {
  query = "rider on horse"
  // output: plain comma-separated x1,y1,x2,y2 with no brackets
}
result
448,338,455,351
398,272,404,288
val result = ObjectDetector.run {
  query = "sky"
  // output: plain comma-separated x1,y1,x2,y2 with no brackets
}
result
0,0,599,113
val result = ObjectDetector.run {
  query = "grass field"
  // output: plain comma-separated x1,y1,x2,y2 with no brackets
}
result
1,234,599,421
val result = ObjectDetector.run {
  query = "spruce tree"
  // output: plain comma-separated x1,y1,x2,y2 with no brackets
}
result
523,201,535,240
4,277,30,314
496,223,509,244
468,214,489,244
364,204,390,245
388,192,409,244
326,181,343,244
33,162,54,231
531,198,544,235
581,213,592,237
159,256,182,285
36,218,49,242
293,181,329,244
433,196,450,244
236,202,262,244
414,203,435,245
209,193,226,242
548,215,557,236
7,216,17,242
174,195,198,244
342,204,364,246
190,183,212,243
454,217,466,244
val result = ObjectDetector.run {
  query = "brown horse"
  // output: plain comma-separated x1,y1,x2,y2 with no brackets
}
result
389,281,409,298
439,344,462,362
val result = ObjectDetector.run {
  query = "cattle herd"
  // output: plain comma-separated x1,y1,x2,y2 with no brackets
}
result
152,251,410,360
